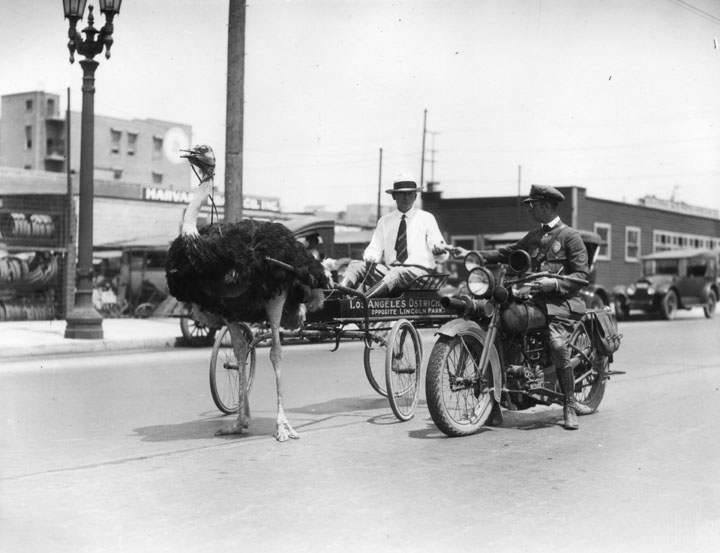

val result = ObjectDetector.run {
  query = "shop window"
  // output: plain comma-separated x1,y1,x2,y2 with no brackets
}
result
594,223,611,260
625,226,640,262
110,129,121,154
25,125,32,149
451,235,477,250
127,132,137,156
153,136,163,159
152,172,163,184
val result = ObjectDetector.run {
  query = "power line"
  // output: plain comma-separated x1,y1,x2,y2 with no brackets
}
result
667,0,720,25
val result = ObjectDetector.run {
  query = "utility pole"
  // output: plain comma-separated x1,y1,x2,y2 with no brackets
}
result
225,0,246,223
65,87,76,319
427,131,439,184
419,108,427,209
376,147,383,223
419,108,427,189
516,164,522,228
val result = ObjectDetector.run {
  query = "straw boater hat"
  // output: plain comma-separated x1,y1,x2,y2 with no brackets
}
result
385,176,419,194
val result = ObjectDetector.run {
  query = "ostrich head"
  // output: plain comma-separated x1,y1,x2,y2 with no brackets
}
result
181,144,216,182
180,144,216,236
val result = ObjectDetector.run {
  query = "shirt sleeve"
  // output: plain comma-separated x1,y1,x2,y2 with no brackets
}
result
424,212,446,250
363,218,385,263
556,231,589,297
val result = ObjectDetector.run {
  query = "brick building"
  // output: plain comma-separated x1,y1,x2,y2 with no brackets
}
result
422,186,720,290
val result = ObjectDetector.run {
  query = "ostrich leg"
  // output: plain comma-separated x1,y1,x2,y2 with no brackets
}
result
215,321,252,436
266,292,299,441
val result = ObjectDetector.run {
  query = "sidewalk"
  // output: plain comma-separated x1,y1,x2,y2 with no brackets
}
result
0,317,187,360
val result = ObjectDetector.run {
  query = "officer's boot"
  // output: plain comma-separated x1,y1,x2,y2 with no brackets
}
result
485,399,504,427
556,367,579,430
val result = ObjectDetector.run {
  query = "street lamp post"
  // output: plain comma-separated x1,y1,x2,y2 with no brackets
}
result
62,0,122,339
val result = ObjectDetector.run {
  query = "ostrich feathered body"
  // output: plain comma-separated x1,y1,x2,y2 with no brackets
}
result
166,219,329,323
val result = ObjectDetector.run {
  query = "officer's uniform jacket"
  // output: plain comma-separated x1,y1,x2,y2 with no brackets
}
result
485,221,589,318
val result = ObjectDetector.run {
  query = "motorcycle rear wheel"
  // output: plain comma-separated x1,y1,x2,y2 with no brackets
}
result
425,333,497,437
569,324,607,412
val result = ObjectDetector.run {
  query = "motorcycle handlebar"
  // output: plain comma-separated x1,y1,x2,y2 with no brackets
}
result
506,271,589,287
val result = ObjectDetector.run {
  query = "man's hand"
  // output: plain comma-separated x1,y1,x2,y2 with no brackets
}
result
530,277,559,294
363,253,379,264
432,243,448,256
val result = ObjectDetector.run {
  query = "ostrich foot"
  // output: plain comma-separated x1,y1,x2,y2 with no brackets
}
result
215,419,250,436
274,419,299,442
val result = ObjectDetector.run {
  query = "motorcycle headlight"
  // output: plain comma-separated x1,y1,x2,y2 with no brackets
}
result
464,252,484,272
626,285,636,296
647,287,655,295
466,267,494,298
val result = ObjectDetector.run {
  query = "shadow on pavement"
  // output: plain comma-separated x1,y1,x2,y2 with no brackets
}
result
289,395,389,415
133,415,277,442
407,408,563,439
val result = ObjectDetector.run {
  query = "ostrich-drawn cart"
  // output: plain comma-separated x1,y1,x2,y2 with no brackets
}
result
209,261,457,422
169,144,461,440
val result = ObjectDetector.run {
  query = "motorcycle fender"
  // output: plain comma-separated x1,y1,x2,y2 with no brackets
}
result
435,319,503,403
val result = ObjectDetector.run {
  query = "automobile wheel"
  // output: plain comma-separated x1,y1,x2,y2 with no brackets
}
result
660,290,678,320
613,298,629,321
704,291,717,319
589,294,606,310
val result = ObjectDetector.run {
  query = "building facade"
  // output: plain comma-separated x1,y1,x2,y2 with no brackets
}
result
1,91,193,190
422,186,720,290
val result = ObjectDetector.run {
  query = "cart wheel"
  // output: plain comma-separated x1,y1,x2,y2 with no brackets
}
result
363,322,390,397
209,324,256,415
180,316,217,347
134,302,155,319
385,319,423,421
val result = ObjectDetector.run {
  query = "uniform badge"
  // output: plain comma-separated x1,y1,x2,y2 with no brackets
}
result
552,241,561,253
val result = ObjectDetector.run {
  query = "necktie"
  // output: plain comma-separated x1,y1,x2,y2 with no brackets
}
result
395,215,408,263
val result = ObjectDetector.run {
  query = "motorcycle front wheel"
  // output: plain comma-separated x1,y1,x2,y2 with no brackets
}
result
425,332,498,437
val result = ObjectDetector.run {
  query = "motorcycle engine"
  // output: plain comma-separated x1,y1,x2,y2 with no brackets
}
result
503,330,550,409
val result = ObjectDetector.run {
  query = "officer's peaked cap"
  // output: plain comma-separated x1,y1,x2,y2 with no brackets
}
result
523,184,565,204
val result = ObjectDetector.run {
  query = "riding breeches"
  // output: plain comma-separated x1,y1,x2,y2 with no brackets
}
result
342,261,429,293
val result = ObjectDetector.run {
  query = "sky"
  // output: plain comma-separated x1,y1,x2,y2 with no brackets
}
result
1,0,719,215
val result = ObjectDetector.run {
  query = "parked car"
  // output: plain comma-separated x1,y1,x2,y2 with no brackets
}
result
612,248,719,320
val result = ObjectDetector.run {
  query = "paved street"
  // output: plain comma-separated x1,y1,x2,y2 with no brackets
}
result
1,313,719,553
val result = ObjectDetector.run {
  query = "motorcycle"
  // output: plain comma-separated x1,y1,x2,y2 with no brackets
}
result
425,249,623,437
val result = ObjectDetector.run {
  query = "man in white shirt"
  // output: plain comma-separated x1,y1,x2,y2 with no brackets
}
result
339,177,447,298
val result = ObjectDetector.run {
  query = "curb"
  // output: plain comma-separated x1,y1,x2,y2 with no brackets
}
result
1,336,182,360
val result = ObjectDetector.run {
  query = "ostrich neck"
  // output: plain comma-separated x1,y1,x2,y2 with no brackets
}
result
181,178,213,235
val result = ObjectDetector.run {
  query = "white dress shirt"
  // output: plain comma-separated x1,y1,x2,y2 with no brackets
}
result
363,207,445,268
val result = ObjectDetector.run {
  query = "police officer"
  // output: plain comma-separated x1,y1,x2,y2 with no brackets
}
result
479,185,592,430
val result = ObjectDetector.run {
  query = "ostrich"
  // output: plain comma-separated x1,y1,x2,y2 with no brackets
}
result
166,145,330,441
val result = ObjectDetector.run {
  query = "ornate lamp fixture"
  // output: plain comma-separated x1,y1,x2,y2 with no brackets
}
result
62,0,122,339
64,0,122,62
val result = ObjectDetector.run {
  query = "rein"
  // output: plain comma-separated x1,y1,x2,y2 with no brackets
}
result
190,163,221,228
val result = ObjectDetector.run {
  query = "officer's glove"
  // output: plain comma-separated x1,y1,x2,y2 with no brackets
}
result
530,277,559,294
